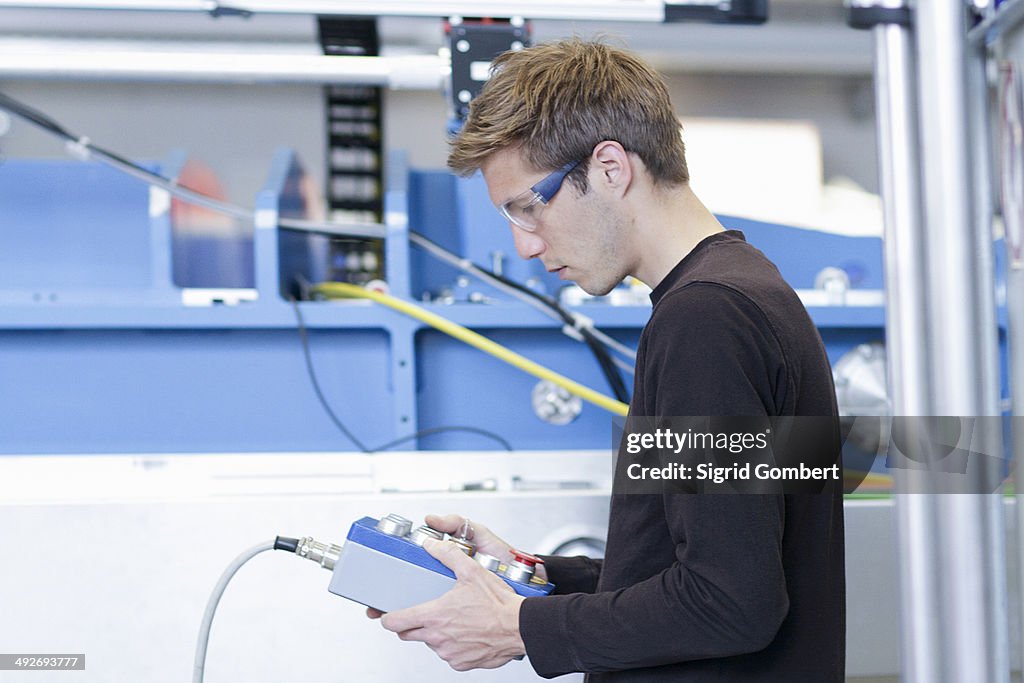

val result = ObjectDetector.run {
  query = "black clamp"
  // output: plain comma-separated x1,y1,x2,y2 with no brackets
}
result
846,1,912,30
446,18,531,126
206,3,253,19
664,0,767,25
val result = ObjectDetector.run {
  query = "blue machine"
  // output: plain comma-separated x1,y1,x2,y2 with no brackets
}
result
0,149,914,456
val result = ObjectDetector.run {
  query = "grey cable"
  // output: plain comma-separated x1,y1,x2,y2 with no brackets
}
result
409,232,638,365
193,540,276,683
609,354,636,376
591,334,637,366
289,294,513,451
85,145,386,239
410,232,565,322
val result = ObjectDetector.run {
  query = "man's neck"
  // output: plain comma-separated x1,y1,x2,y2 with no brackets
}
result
631,184,724,289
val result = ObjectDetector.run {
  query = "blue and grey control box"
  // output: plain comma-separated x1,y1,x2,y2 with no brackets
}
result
328,516,555,613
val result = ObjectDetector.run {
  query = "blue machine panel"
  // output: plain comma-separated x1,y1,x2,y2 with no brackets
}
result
0,151,960,458
415,326,640,451
0,160,156,290
718,215,885,290
0,328,394,454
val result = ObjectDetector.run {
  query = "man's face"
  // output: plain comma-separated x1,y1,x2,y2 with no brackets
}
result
481,148,631,296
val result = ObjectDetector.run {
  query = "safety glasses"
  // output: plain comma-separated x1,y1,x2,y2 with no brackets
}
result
497,159,582,231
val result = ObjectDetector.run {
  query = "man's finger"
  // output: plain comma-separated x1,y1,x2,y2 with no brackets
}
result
423,537,482,581
380,598,440,633
366,607,383,619
396,627,430,643
424,513,465,534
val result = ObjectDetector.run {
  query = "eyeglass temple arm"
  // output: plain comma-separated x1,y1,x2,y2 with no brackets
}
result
531,159,582,202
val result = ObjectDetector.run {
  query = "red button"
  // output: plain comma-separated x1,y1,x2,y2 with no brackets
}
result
510,549,544,567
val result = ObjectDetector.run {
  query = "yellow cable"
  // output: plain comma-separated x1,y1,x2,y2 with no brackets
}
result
312,282,630,416
845,471,893,491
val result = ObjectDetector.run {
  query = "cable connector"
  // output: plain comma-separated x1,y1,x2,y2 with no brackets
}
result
64,136,92,162
292,536,343,571
560,323,584,342
570,312,595,333
560,313,596,343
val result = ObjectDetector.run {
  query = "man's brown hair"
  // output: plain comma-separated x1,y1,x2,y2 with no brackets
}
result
447,38,689,191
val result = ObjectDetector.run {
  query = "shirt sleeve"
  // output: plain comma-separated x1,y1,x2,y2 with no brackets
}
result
520,496,788,675
537,555,603,595
519,284,791,676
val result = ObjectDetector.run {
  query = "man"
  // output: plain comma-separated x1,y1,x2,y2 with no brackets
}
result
374,39,846,681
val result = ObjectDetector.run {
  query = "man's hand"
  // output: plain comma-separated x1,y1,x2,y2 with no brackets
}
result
422,513,548,582
424,513,513,561
364,513,518,621
377,538,527,671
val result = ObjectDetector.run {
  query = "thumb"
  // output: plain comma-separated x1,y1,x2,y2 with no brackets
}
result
424,513,466,535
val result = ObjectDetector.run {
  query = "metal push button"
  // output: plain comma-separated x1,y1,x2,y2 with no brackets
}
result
410,525,445,546
502,549,544,584
474,552,502,572
376,513,413,538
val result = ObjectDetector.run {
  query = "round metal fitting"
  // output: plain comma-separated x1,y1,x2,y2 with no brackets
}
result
832,341,890,455
449,537,476,556
376,513,413,538
409,525,444,546
814,266,852,305
502,560,535,584
474,552,501,572
531,379,583,426
814,266,851,292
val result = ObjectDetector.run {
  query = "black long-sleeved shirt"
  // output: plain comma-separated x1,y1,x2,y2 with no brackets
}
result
519,231,846,681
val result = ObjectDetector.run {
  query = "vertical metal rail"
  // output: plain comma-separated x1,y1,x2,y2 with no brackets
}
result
990,31,1024,677
1012,241,1024,680
916,2,1008,681
870,15,943,682
984,7,1024,668
858,0,1013,678
382,150,418,441
965,25,1012,681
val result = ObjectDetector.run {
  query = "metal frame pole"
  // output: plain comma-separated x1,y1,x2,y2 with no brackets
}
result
0,0,666,21
870,13,943,681
1012,244,1024,679
858,0,1013,678
917,1,1008,681
965,27,1011,681
0,40,448,88
970,3,1024,672
991,38,1024,679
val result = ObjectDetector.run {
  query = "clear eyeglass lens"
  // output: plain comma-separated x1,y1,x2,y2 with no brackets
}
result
505,192,543,230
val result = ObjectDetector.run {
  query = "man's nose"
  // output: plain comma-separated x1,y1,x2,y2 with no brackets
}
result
510,224,546,260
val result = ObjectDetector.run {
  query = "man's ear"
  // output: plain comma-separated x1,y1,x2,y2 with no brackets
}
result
590,141,633,198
